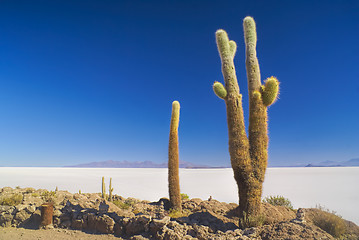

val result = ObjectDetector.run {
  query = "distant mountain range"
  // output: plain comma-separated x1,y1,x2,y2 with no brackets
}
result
64,158,359,169
305,158,359,167
64,160,225,169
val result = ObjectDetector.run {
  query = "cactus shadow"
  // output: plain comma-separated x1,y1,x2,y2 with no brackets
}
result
178,211,238,232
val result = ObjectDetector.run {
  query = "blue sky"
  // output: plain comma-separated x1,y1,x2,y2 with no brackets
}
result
0,0,358,167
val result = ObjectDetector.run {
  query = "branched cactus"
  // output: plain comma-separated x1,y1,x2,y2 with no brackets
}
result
213,16,279,226
168,101,182,211
109,178,113,201
101,176,106,199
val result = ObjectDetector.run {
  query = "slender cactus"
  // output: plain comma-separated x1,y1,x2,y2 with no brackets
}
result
109,178,113,201
101,176,106,199
213,17,279,226
168,101,182,211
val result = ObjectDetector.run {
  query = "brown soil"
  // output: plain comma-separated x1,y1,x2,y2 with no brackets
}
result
0,227,123,240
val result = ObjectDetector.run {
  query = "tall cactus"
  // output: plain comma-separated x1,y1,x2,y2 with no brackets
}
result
109,178,113,201
101,176,106,199
168,101,182,211
213,16,279,225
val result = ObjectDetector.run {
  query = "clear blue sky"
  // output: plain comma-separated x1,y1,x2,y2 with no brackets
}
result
0,0,358,167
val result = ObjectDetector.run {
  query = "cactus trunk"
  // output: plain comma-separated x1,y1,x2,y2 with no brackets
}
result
101,176,106,199
109,178,113,201
213,17,279,226
168,101,182,211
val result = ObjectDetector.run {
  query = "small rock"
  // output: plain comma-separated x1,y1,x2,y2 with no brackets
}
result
99,201,109,214
149,216,171,234
96,214,115,234
125,215,152,236
61,220,71,228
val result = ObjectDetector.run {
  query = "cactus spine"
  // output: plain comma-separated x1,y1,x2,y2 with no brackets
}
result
101,176,106,199
213,17,279,225
168,101,182,211
109,178,113,201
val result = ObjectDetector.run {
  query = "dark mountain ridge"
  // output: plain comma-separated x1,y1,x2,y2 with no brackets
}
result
64,160,224,169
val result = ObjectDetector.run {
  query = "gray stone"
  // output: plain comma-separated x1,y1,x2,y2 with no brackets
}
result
53,209,62,217
71,219,83,229
125,215,152,236
129,235,150,240
150,216,171,234
25,204,36,214
86,213,97,230
13,209,31,225
61,220,71,228
96,214,115,234
0,212,13,227
60,213,71,222
114,221,125,236
99,201,109,214
242,227,257,237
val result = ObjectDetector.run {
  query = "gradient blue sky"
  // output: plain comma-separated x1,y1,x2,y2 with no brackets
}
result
0,0,358,167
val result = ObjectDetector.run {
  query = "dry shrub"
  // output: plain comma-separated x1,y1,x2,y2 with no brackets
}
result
168,208,191,218
312,205,347,238
0,193,23,206
240,211,265,228
41,190,56,203
112,200,133,210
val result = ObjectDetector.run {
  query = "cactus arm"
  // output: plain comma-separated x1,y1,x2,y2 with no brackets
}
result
261,76,279,106
229,40,237,58
213,81,227,99
244,16,268,181
215,30,241,96
168,101,182,211
243,16,261,93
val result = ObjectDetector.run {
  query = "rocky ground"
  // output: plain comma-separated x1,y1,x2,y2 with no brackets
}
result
1,187,358,239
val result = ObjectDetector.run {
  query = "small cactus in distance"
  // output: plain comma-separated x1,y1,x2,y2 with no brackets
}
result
168,101,182,211
213,16,279,227
109,178,114,201
101,176,106,199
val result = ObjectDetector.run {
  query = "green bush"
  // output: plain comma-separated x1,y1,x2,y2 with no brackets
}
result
31,192,40,197
263,195,293,209
113,200,131,209
168,208,191,218
0,194,23,206
180,193,189,200
112,199,136,210
313,206,347,238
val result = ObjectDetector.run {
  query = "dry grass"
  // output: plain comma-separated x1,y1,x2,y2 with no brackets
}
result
41,190,56,203
312,205,347,238
240,211,265,228
168,208,191,218
0,193,23,206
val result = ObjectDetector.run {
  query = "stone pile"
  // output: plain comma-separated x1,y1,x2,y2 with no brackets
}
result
0,187,345,239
